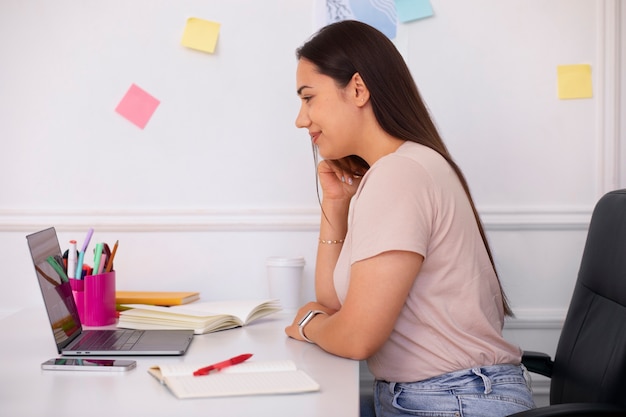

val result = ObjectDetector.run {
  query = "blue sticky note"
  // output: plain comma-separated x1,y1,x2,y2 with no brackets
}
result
395,0,434,23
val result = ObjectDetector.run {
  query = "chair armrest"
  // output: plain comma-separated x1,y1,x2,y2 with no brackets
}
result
521,351,553,378
507,402,626,416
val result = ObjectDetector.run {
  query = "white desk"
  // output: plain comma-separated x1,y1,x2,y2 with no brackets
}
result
0,308,359,417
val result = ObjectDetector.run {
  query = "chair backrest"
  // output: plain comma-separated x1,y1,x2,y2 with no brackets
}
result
550,189,626,405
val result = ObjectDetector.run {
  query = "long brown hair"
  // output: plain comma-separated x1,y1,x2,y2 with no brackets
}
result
297,20,513,316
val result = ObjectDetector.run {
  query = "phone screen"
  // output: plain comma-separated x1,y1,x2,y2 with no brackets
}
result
42,358,136,371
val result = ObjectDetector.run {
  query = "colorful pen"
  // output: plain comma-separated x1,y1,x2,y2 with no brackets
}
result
81,228,94,253
75,251,85,280
193,353,253,376
67,240,77,279
74,228,93,280
98,254,107,274
105,240,118,273
92,242,104,276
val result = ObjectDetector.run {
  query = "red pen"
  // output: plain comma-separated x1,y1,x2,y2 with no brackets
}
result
193,353,253,376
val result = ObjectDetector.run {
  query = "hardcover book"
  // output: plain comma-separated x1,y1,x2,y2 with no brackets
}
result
115,291,200,306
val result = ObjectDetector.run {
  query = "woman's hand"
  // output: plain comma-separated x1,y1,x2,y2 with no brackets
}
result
318,158,366,202
286,251,423,359
314,157,368,310
285,302,337,342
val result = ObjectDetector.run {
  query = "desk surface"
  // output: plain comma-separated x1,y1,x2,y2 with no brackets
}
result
0,308,359,417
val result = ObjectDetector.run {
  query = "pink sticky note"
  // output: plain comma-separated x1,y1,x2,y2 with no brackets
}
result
115,84,160,129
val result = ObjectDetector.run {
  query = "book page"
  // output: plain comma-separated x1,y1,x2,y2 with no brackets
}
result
121,299,280,322
244,300,283,322
150,360,297,379
119,299,281,334
118,320,241,334
119,303,228,319
224,360,296,374
163,370,320,399
119,310,237,326
172,299,281,323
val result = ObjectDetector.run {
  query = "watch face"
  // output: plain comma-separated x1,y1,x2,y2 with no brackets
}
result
298,311,313,326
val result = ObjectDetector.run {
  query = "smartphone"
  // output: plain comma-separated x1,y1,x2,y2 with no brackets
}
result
41,358,136,372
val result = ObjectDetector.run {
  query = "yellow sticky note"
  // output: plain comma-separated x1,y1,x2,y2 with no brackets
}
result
557,64,593,99
181,17,221,53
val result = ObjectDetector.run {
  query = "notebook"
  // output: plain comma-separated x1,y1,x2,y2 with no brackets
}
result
26,227,194,356
148,359,320,399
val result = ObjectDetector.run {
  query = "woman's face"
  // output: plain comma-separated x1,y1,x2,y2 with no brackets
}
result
295,59,362,160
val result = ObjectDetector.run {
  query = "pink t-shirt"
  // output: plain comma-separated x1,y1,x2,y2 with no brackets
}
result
333,141,521,382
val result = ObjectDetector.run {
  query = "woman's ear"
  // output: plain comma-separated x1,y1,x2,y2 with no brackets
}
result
350,72,370,107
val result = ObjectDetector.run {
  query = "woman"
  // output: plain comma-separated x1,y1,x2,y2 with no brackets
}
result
285,20,535,417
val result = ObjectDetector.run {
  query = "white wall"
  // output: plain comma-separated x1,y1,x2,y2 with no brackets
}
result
0,0,320,310
1,0,623,405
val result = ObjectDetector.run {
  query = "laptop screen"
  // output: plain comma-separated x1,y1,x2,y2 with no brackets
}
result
26,227,82,352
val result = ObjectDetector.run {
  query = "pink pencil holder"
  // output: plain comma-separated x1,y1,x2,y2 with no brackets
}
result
83,271,116,326
70,278,85,321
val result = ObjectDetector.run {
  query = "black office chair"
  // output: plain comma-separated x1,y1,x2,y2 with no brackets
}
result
509,189,626,416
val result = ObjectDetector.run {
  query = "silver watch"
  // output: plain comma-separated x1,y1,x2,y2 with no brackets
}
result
298,310,327,343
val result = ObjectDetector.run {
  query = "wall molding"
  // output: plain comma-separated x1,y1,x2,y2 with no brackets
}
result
0,208,320,232
504,308,566,330
0,206,593,233
597,0,622,194
480,206,592,231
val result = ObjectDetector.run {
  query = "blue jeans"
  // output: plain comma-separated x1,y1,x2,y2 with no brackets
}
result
372,364,535,417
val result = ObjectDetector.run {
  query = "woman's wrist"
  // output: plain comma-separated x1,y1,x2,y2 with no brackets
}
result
320,199,350,229
321,196,351,210
319,237,345,244
298,310,328,343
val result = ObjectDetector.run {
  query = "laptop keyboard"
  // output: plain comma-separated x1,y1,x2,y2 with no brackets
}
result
73,329,144,351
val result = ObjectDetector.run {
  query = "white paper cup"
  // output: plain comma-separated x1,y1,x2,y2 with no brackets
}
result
266,256,305,311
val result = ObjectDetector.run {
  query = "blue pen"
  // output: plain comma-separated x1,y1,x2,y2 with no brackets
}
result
75,251,85,280
92,242,104,277
74,228,94,280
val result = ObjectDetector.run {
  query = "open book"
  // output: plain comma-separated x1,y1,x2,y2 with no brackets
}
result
117,299,281,334
149,359,320,399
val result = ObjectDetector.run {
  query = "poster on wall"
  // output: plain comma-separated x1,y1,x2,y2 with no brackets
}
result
314,0,398,39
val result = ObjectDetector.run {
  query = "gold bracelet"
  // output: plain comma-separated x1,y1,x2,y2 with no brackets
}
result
319,238,345,244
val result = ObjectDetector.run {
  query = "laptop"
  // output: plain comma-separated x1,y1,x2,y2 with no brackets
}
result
26,227,194,356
